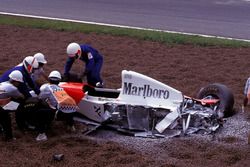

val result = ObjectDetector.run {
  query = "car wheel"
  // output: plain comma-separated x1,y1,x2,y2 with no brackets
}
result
197,83,235,117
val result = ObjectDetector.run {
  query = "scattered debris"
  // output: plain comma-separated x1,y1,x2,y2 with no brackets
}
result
53,154,64,161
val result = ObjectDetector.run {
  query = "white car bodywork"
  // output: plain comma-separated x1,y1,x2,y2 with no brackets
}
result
72,70,222,137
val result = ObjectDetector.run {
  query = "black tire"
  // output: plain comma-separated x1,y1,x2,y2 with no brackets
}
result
197,83,235,117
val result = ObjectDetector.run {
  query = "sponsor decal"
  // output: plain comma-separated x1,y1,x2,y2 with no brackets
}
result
123,82,169,99
87,53,93,59
124,74,132,79
94,106,101,117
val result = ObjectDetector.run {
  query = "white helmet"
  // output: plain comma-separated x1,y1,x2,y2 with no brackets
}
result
66,42,81,57
34,53,47,64
23,56,39,73
48,71,62,80
9,70,24,83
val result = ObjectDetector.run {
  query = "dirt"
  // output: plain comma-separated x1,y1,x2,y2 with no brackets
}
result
0,24,249,167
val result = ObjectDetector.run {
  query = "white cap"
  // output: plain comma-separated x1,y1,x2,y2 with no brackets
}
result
34,53,47,64
66,42,81,57
9,70,24,82
48,71,61,80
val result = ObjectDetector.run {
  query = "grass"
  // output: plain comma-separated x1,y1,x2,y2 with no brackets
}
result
0,14,250,47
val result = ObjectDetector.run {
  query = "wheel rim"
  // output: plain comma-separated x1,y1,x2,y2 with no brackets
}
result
203,95,220,111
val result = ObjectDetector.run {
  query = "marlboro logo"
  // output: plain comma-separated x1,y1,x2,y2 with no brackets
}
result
123,82,169,99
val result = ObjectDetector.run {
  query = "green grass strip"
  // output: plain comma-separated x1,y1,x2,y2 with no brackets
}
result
0,14,250,47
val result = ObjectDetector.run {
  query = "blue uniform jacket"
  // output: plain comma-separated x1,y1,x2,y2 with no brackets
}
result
64,44,103,85
0,65,40,98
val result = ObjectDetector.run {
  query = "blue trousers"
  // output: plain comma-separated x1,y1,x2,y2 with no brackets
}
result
87,57,103,86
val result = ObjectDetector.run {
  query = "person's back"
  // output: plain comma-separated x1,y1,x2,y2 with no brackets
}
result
0,81,22,99
0,56,40,97
39,71,77,132
0,71,24,141
40,82,77,113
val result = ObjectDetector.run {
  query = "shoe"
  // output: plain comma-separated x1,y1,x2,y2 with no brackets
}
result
36,133,48,141
95,82,104,88
71,125,76,132
66,125,76,132
27,125,36,130
0,125,3,133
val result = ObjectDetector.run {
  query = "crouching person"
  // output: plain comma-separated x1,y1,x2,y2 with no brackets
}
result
0,70,24,141
39,71,78,133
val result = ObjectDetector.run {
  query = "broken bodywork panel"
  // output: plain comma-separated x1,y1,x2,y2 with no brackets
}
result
76,100,221,138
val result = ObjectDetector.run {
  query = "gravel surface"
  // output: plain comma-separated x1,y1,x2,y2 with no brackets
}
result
84,110,249,159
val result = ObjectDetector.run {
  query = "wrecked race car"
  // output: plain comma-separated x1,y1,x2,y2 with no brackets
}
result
60,70,235,138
